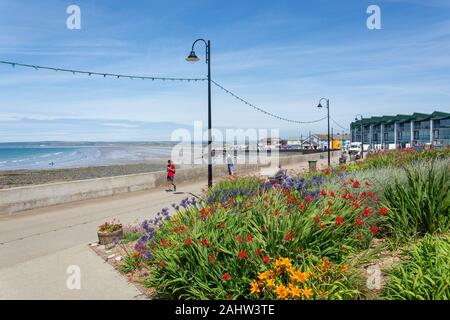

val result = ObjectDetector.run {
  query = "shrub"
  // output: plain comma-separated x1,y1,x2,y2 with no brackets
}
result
382,160,450,239
384,234,450,300
144,176,385,299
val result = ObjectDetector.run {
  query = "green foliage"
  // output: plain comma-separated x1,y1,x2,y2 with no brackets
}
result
384,234,450,300
122,231,143,243
382,160,450,240
348,148,450,171
146,179,384,299
120,252,144,273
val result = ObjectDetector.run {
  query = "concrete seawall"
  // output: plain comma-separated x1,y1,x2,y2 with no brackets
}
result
0,153,323,215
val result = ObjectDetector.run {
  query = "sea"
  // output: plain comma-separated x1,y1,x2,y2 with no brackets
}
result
0,142,175,171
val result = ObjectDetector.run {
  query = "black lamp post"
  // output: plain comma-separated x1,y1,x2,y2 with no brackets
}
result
186,39,212,188
355,114,364,159
317,98,331,166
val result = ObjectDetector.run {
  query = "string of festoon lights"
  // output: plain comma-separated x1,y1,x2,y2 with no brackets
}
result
0,60,206,82
211,80,328,124
0,60,328,125
330,117,350,132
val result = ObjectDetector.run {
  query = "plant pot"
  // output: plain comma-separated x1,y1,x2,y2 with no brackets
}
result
97,228,123,245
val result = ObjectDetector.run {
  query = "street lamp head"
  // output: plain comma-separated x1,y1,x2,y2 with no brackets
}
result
317,103,323,109
186,50,200,63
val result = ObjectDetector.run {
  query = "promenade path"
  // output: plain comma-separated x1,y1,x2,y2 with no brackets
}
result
0,155,338,299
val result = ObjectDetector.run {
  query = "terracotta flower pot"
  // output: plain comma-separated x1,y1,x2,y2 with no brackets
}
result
97,228,123,245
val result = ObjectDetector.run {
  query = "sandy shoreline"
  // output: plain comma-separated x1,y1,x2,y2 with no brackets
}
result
0,162,172,189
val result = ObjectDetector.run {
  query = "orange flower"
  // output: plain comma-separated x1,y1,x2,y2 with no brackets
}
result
289,285,302,298
258,271,269,281
250,280,260,294
291,271,309,283
274,284,289,299
302,286,313,299
266,278,275,288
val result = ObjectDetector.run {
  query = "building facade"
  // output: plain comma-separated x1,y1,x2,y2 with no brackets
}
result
350,111,450,149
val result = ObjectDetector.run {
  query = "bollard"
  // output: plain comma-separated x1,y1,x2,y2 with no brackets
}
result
308,160,317,172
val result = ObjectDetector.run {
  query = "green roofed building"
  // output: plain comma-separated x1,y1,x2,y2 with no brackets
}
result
350,111,450,149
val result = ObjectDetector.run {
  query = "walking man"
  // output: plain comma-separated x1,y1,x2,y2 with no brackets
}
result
166,160,176,191
226,153,235,176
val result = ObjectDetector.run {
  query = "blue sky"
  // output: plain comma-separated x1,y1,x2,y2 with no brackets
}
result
0,0,449,141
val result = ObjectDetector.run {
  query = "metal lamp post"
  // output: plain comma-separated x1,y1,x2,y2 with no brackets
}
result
317,98,331,166
355,114,364,159
186,39,212,188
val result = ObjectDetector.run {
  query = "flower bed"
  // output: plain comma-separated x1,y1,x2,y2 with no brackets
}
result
109,149,450,300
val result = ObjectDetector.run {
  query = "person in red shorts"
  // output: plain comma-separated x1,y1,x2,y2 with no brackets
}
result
166,160,176,191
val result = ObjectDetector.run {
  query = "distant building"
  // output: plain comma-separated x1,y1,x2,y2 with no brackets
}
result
350,111,450,149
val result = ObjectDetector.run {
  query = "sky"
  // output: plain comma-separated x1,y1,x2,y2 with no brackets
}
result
0,0,449,142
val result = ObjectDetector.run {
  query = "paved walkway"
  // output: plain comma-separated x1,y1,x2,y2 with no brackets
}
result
0,155,338,299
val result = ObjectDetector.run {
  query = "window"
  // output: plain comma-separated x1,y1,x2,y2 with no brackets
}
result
434,130,439,139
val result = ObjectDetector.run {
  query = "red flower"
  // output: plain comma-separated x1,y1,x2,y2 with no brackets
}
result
222,272,231,281
363,207,374,217
324,209,332,214
299,204,305,210
355,218,363,226
320,223,327,228
370,226,378,234
379,207,389,215
335,216,344,225
352,200,361,208
330,191,336,198
263,195,269,201
274,209,280,216
246,235,253,242
184,238,193,245
161,239,167,246
328,200,334,206
314,215,321,223
159,261,166,267
324,169,331,175
264,204,269,209
236,235,243,243
201,239,209,247
133,252,141,258
217,221,225,228
305,195,311,203
262,256,270,263
228,198,234,203
238,250,247,260
208,254,216,264
255,249,262,256
285,233,292,241
352,181,361,188
365,181,370,186
343,193,353,200
320,189,327,196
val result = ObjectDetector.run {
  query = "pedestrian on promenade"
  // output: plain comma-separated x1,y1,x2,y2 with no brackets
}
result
166,160,176,192
226,153,235,176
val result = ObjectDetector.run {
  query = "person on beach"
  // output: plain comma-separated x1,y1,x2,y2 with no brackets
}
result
166,160,176,191
226,153,235,176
